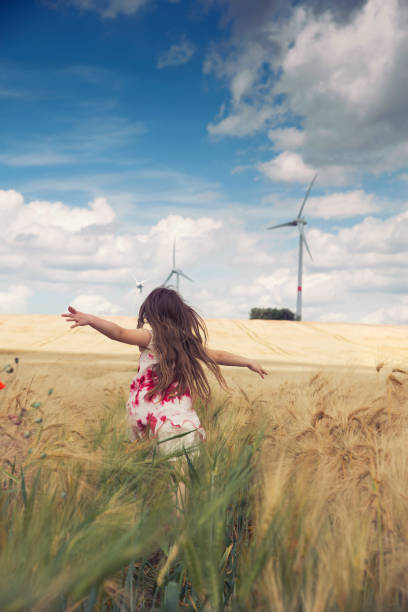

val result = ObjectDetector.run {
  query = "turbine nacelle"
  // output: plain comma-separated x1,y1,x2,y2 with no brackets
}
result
131,274,147,294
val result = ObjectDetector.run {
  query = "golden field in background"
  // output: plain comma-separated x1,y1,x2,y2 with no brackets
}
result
1,315,408,609
1,314,407,407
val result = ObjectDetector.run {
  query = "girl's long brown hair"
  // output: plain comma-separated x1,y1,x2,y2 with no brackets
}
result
137,287,227,403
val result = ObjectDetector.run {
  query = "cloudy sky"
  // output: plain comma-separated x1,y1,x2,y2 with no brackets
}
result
1,0,408,323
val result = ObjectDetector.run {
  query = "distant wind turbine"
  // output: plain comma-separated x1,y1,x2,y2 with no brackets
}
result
130,274,147,315
162,238,194,293
267,174,317,321
131,274,147,294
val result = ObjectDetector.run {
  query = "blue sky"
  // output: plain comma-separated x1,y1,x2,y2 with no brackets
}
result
1,0,408,323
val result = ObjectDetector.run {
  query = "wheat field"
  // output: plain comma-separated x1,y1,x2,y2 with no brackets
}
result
1,317,408,610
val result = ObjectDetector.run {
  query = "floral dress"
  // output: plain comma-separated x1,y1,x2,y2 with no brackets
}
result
126,330,206,457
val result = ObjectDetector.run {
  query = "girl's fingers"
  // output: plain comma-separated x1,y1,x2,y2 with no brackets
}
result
62,314,81,326
253,364,268,377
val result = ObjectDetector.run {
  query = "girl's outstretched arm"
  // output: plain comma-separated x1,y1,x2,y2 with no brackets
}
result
206,348,268,378
61,306,151,346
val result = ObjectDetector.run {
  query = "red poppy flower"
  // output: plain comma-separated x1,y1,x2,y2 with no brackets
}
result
8,414,21,425
0,381,5,390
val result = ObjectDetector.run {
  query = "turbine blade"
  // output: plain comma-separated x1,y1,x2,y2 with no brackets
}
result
298,224,313,260
131,273,147,285
267,221,297,230
297,173,317,218
162,271,174,286
179,271,194,282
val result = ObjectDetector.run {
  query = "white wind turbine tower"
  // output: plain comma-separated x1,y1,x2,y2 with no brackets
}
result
162,238,194,293
267,174,317,321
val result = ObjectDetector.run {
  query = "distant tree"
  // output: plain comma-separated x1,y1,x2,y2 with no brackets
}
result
249,307,295,320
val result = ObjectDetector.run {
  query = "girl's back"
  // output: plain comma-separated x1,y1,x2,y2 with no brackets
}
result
127,327,206,455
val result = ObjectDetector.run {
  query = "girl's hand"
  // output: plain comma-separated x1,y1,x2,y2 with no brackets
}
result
247,360,268,378
61,306,90,329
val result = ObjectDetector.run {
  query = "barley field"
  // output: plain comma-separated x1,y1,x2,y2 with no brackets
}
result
1,318,408,611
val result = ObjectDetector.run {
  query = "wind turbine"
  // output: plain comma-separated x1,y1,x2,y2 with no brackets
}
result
130,273,147,315
131,274,147,294
267,174,317,321
162,238,194,293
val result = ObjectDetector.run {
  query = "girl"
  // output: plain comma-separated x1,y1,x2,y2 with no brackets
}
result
61,287,267,458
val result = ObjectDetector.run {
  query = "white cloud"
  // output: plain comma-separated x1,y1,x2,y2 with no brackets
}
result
231,269,294,307
258,152,315,184
205,0,408,180
0,188,227,286
2,185,408,323
276,0,408,167
258,152,356,186
0,184,283,316
230,165,251,175
306,190,381,219
361,296,408,325
204,40,277,137
302,0,403,112
257,151,355,185
337,209,408,254
71,294,123,315
229,264,405,322
302,208,408,272
228,42,268,106
208,104,274,138
0,189,24,220
0,285,31,314
157,35,196,69
8,196,115,236
268,128,305,150
193,288,241,319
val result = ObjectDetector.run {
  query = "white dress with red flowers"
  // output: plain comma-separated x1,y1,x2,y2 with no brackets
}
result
126,331,206,456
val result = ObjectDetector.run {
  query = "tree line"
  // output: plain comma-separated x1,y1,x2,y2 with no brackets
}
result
249,307,295,320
